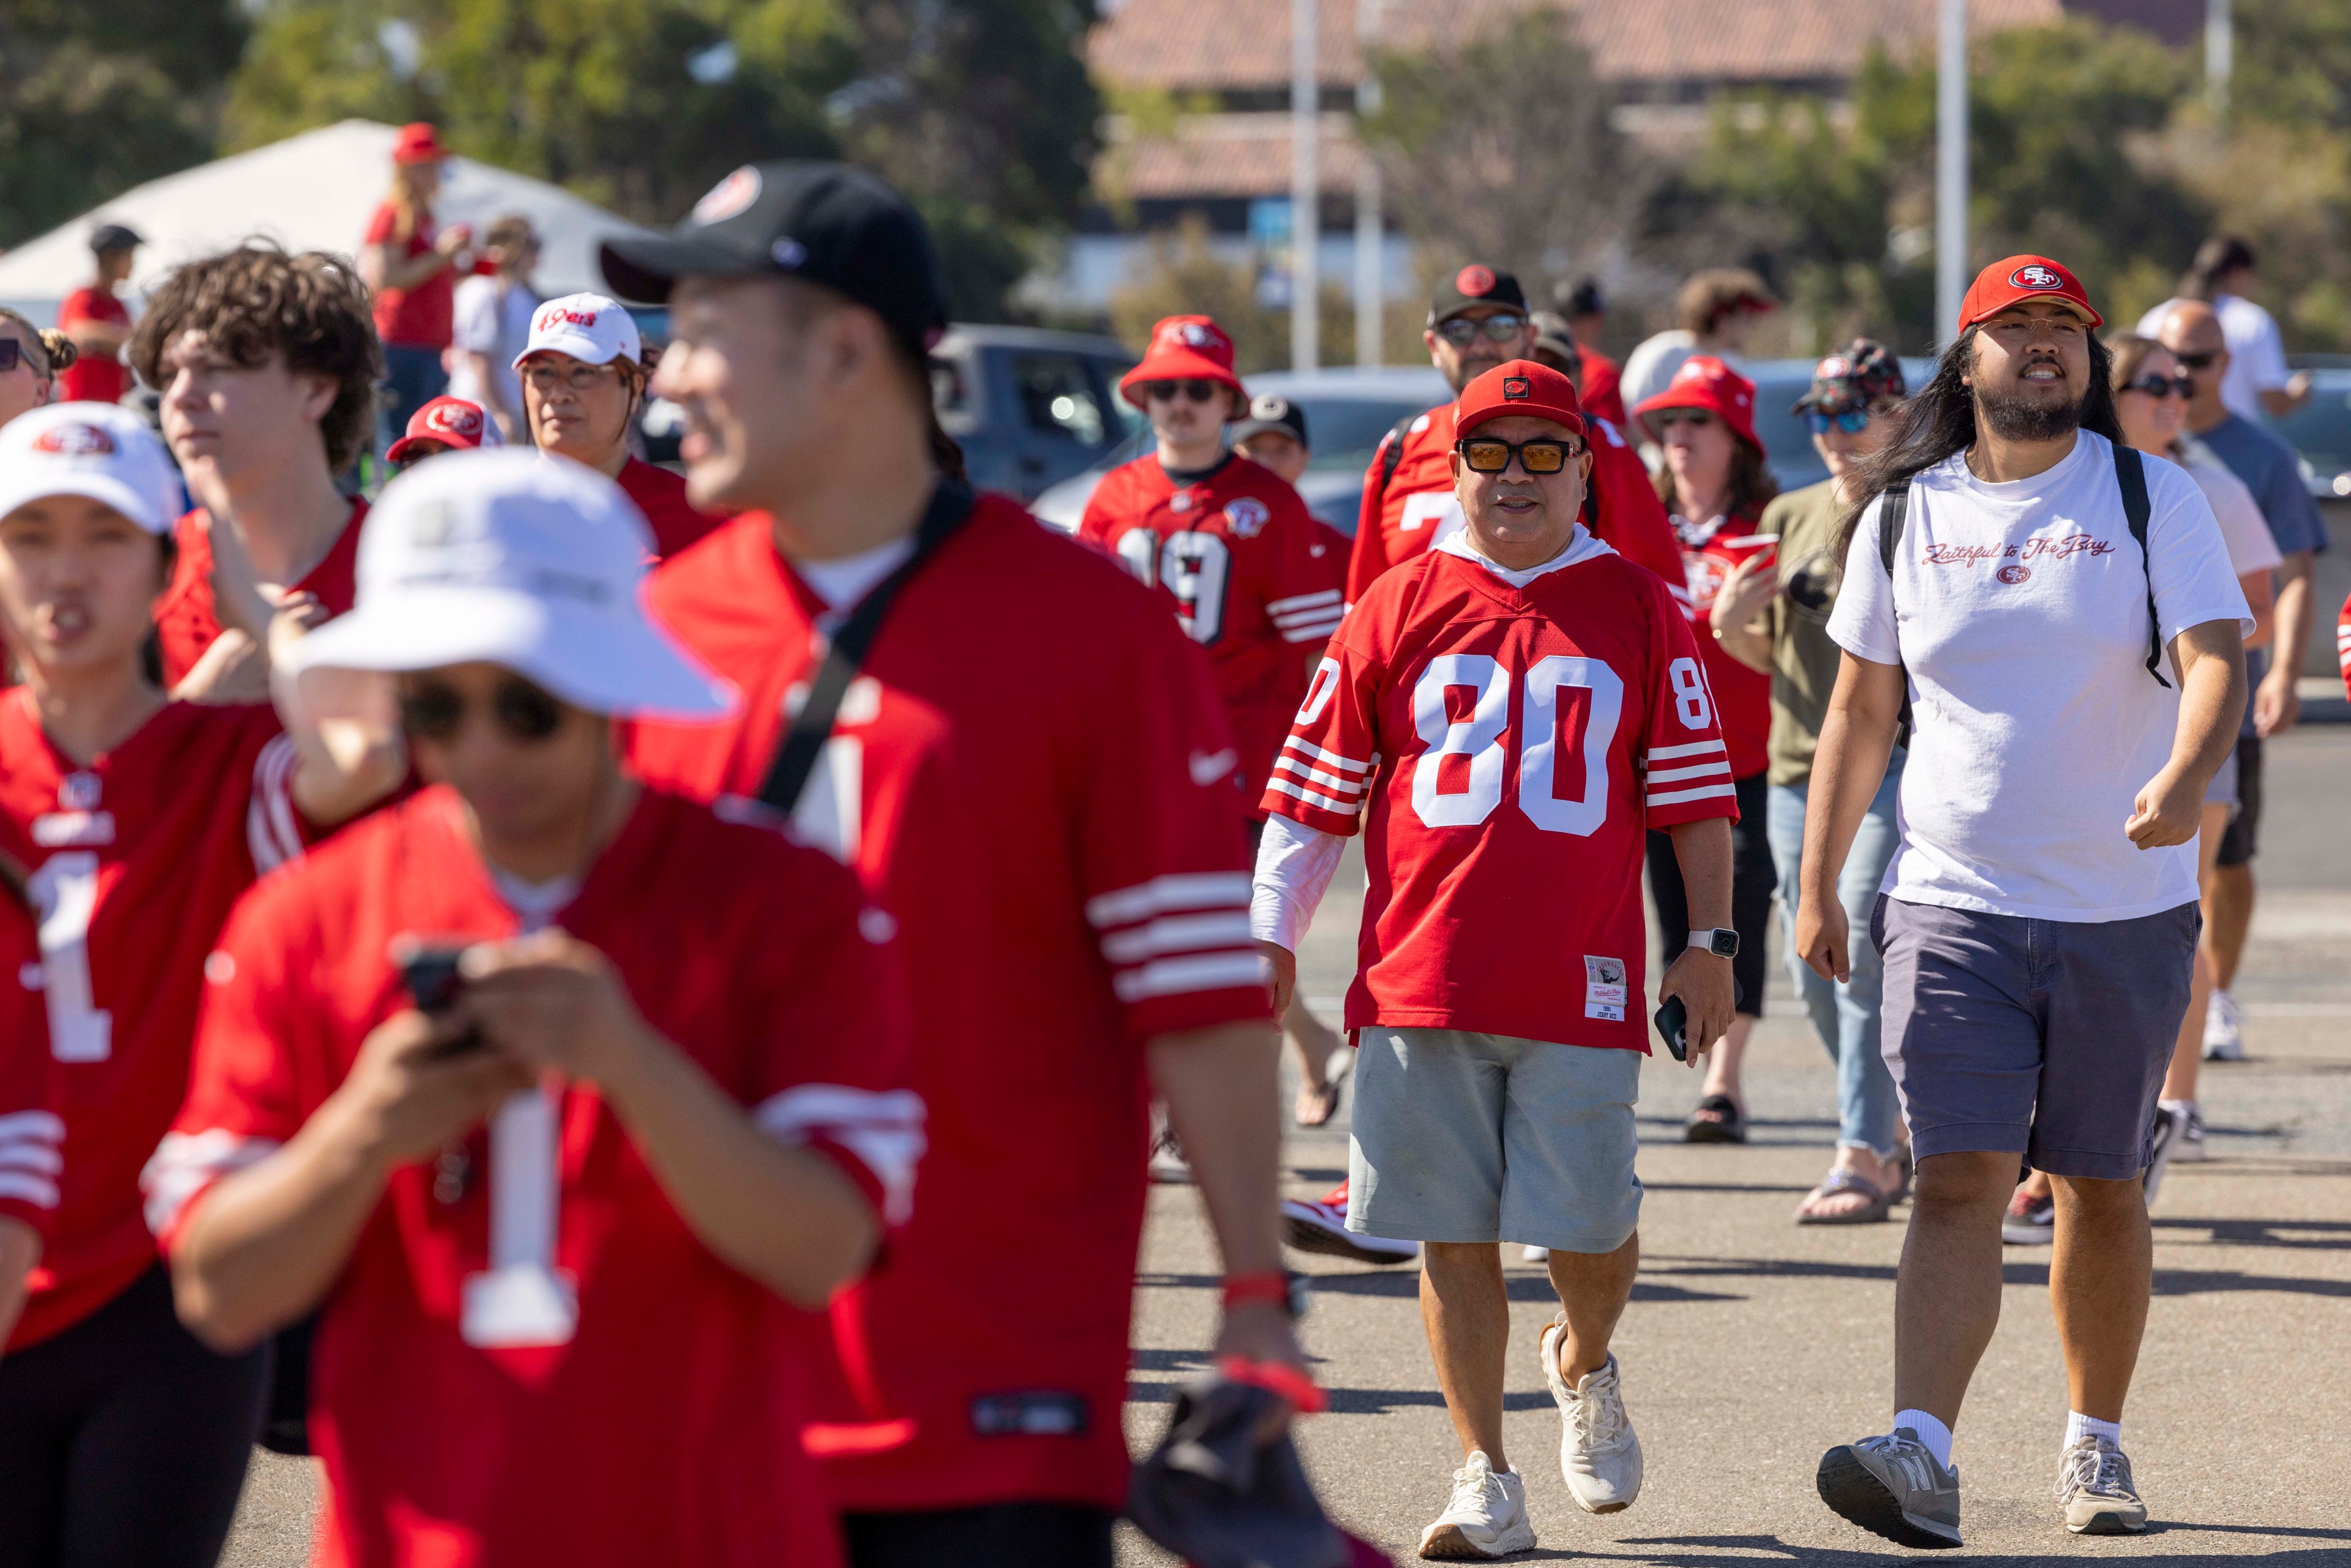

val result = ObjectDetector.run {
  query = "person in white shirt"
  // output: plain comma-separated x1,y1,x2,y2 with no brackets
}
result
2133,234,2311,421
448,216,541,443
1798,257,2248,1551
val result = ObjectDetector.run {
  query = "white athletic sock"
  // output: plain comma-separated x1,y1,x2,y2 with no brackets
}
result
2065,1411,2121,1449
2158,1097,2195,1116
1892,1409,1953,1469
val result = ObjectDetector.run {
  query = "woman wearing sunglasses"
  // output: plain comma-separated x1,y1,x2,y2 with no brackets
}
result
0,402,399,1568
152,449,919,1568
0,309,77,430
1632,356,1779,1151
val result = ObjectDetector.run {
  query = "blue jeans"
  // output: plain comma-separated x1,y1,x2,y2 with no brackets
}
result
377,342,449,458
1766,757,1905,1158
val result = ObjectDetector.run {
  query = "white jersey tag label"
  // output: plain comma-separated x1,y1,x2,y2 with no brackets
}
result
1584,955,1629,1021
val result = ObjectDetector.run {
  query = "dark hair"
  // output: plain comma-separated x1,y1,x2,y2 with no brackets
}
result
1651,432,1779,523
482,214,535,253
1676,268,1774,337
2181,234,2257,301
1839,326,2121,556
1558,278,1604,318
128,244,382,473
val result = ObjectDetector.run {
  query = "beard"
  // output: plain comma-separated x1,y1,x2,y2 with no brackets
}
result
1976,374,2085,443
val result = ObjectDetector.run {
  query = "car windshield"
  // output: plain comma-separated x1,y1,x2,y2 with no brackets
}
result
1299,397,1434,470
2263,374,2351,489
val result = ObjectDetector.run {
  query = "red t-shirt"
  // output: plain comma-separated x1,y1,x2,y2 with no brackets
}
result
0,898,60,1244
54,287,130,405
1079,454,1345,805
364,203,456,349
617,457,726,561
1667,511,1774,781
154,499,369,689
1348,402,1683,600
2336,588,2350,701
1266,535,1738,1050
626,497,1269,1514
0,695,301,1351
1581,348,1627,430
149,786,909,1568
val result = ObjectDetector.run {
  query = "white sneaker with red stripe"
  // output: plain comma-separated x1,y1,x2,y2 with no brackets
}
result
1281,1181,1418,1265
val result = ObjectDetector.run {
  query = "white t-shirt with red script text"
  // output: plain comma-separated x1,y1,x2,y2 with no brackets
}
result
1828,432,2249,921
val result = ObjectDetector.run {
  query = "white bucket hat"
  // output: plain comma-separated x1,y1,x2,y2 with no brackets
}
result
512,293,642,371
280,448,732,720
0,403,181,533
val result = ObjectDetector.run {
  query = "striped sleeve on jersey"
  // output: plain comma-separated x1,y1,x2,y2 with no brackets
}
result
1084,872,1265,1006
1640,738,1736,808
246,734,308,875
1267,588,1346,645
2336,590,2350,701
0,1108,65,1217
141,1128,284,1244
756,1085,927,1227
1265,737,1373,820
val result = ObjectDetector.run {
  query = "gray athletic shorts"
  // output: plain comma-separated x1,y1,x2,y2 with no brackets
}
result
1872,896,2199,1180
1347,1027,1643,1253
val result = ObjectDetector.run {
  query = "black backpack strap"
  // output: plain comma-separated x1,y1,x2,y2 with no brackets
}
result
1876,478,1915,751
1374,415,1414,499
756,479,979,816
2111,443,2170,688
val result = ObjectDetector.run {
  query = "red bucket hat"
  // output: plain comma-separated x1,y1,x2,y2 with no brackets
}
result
386,396,492,463
1634,355,1760,449
1119,315,1244,409
1455,359,1585,440
392,122,449,165
1958,254,2102,331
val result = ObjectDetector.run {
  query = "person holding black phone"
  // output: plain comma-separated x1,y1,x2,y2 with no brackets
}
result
147,450,922,1568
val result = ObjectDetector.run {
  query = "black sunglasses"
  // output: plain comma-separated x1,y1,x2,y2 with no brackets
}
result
0,340,26,373
399,676,567,745
1456,435,1582,475
1141,380,1221,404
2172,349,2221,372
1436,313,1528,347
2123,372,2194,400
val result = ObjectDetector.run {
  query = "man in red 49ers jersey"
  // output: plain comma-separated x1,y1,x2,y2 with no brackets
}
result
1254,361,1738,1559
152,451,915,1568
602,162,1299,1568
1347,266,1684,604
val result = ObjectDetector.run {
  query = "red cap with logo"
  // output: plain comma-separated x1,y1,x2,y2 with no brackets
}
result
1455,359,1585,440
1119,315,1245,408
391,122,449,165
1958,255,2102,332
386,396,494,463
1633,354,1760,449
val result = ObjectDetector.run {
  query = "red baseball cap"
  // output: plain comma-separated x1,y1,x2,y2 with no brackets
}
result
386,396,493,463
1119,315,1244,408
392,122,449,166
1455,359,1585,440
1959,255,2102,331
1634,354,1760,449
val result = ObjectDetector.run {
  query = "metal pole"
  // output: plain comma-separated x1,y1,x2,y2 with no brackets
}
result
1292,0,1320,372
2207,0,2232,125
1935,0,1968,348
1354,0,1384,367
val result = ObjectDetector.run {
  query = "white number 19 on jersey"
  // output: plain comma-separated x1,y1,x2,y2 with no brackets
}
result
28,852,113,1063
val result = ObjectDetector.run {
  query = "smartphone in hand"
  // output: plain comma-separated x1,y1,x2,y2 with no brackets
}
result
1653,996,1689,1063
397,942,482,1057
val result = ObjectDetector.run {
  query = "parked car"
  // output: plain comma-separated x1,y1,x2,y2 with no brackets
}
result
2268,357,2351,500
1032,366,1452,535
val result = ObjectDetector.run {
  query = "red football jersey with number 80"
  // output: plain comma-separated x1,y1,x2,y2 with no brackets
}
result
1263,535,1739,1050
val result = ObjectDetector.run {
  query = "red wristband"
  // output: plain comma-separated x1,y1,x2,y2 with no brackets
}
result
1220,1270,1291,1311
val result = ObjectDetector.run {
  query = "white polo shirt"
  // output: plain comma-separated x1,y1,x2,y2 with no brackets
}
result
1829,432,2251,922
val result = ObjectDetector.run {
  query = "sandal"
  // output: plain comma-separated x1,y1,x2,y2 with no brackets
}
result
1794,1167,1894,1226
1293,1077,1341,1128
1684,1093,1745,1144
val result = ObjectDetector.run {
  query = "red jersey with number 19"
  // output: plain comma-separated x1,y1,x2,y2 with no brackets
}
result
1266,532,1738,1050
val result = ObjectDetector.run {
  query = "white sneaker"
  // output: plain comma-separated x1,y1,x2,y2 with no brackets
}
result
1147,1117,1191,1185
1520,1245,1549,1263
2143,1103,2181,1207
2055,1435,2148,1534
1417,1450,1534,1559
1540,1318,1643,1514
2202,988,2244,1061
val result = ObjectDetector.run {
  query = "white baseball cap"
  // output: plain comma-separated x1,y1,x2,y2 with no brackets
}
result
0,403,181,534
512,293,643,372
280,449,732,720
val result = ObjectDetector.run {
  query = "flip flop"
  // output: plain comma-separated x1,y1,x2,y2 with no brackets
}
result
1293,1078,1341,1128
1684,1093,1745,1144
1795,1167,1894,1226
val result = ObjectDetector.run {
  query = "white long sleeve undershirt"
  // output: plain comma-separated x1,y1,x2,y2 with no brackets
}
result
1250,813,1347,953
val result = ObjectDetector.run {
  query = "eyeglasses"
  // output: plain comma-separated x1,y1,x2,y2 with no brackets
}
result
1436,313,1528,347
1804,408,1872,435
399,676,568,745
2122,372,2194,400
1141,380,1221,404
0,340,28,373
1456,436,1582,475
523,361,628,394
2172,350,2221,372
1649,409,1717,432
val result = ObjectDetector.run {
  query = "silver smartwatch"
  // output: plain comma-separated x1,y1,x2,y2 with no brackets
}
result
1688,928,1739,960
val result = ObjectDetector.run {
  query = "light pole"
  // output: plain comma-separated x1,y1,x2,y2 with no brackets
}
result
1354,0,1385,367
1292,0,1320,372
2207,0,2233,125
1935,0,1969,347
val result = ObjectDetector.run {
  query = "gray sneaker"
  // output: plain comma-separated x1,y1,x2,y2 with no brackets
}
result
2056,1435,2148,1534
1818,1428,1963,1550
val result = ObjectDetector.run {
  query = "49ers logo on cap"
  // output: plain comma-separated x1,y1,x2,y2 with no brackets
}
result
424,402,484,440
1163,320,1225,353
2011,263,2064,290
536,304,601,331
1501,374,1532,400
692,167,762,225
1456,264,1497,298
30,423,114,457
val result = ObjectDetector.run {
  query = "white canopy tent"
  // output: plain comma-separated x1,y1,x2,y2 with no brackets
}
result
0,119,655,323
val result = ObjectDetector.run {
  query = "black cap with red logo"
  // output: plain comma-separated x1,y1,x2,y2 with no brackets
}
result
1428,264,1527,326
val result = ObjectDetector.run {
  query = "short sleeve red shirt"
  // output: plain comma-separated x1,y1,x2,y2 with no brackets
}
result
0,694,300,1350
0,899,61,1243
1581,349,1627,429
150,786,913,1568
1078,454,1345,805
154,500,369,689
364,202,455,349
1667,510,1774,780
54,287,130,405
1266,535,1738,1050
616,457,727,561
626,497,1269,1514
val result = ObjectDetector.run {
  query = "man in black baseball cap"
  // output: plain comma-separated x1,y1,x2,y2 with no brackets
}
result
1229,391,1311,486
56,225,144,405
